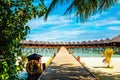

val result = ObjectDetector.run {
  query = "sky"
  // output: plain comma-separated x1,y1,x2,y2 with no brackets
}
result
26,0,120,42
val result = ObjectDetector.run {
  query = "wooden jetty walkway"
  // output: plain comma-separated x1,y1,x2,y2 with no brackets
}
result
39,47,97,80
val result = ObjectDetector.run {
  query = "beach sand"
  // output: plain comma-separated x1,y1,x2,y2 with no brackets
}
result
80,57,120,80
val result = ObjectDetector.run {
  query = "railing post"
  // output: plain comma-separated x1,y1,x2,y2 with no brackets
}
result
77,56,80,62
42,63,46,71
54,53,56,57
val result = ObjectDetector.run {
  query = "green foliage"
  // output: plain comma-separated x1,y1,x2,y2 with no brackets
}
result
20,52,30,70
0,0,46,80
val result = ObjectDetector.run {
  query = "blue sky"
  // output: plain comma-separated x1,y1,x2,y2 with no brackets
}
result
26,0,120,42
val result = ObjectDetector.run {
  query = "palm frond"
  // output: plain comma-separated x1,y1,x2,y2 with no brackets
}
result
44,0,69,20
63,1,76,17
98,0,118,12
44,0,58,20
45,0,118,22
75,0,98,22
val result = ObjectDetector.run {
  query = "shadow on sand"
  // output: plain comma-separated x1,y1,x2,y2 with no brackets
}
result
93,66,113,69
91,68,120,80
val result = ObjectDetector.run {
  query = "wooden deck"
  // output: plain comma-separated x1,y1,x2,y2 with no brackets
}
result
39,47,97,80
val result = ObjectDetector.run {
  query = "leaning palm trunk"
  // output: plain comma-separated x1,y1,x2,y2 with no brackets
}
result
45,0,118,22
103,48,115,68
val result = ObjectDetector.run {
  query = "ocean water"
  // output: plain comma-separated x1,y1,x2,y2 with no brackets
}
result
18,71,28,80
22,47,120,57
68,48,120,57
22,48,58,57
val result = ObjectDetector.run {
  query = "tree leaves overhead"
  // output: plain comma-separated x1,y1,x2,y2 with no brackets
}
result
44,0,118,22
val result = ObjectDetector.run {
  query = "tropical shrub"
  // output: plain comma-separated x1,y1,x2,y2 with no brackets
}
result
0,0,46,79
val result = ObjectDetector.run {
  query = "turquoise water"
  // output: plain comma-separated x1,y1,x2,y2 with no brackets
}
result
68,48,120,57
22,48,58,57
18,72,28,80
22,47,120,57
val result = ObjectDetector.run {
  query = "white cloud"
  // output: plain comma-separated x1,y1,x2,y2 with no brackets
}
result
27,15,72,29
27,14,120,41
118,0,120,3
107,26,120,30
89,14,100,20
78,17,120,28
89,12,106,20
27,29,90,41
49,23,70,30
118,11,120,15
95,19,120,27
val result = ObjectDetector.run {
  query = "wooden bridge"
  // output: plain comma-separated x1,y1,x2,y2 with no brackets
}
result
39,47,98,80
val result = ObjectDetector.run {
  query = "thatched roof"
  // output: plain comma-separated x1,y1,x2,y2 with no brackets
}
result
111,35,120,42
87,40,92,44
104,38,110,43
98,39,104,43
92,40,98,44
81,41,86,44
76,41,81,44
28,40,33,43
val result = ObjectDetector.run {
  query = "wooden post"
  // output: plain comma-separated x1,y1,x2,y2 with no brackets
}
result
54,53,56,57
42,63,46,71
77,56,80,62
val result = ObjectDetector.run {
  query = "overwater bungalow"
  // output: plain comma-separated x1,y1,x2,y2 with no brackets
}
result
20,35,120,48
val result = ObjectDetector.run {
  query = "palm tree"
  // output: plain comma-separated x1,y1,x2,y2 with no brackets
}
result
44,0,118,22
